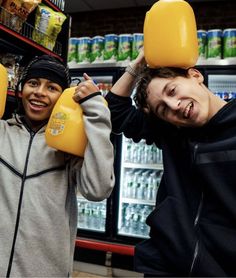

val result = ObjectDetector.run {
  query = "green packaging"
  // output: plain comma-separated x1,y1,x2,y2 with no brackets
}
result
117,34,132,61
90,36,104,63
132,33,144,60
223,28,236,58
207,29,222,59
68,37,78,62
197,30,207,59
77,37,91,64
103,34,118,62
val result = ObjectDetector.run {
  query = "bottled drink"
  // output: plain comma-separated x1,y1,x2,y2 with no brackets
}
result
45,87,107,157
0,63,8,118
144,0,198,68
100,203,106,231
45,87,87,157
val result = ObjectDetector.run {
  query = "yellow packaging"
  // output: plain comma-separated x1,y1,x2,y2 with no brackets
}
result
144,0,198,69
45,87,87,157
0,64,8,118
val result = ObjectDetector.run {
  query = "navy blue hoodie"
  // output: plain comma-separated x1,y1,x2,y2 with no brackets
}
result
106,91,236,276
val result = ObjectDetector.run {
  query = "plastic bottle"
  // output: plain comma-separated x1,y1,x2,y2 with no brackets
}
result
0,63,8,118
143,0,198,69
45,87,107,157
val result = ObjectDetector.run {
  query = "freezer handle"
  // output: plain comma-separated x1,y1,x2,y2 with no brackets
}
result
75,238,134,256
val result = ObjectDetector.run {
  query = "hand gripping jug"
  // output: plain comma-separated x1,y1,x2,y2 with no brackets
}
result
144,0,199,69
45,87,87,157
0,64,8,118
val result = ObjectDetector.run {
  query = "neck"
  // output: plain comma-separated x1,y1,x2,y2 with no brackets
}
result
22,116,48,132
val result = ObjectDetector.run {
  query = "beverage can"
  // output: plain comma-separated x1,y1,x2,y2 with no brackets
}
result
207,29,222,59
197,30,207,59
223,28,236,59
103,34,118,62
132,33,144,60
90,36,104,63
68,37,78,62
117,34,132,61
77,37,91,64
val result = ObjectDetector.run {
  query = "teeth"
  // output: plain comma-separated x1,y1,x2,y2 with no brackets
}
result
184,102,193,118
30,100,47,107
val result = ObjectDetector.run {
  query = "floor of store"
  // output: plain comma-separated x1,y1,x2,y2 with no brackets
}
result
73,261,143,278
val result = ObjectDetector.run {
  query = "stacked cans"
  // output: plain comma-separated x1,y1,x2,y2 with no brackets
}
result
197,28,236,60
68,33,144,64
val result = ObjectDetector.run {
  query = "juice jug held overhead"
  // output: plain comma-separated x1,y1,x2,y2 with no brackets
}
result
0,63,8,118
45,87,88,157
144,0,199,69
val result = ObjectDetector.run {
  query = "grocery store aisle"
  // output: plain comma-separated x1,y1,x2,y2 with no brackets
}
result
73,260,143,278
73,271,104,277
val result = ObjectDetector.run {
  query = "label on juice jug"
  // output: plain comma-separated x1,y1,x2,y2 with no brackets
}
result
103,34,118,62
197,30,207,59
117,34,132,61
77,37,91,64
207,29,222,59
132,33,144,60
223,28,236,59
68,37,78,62
90,36,104,63
47,112,68,136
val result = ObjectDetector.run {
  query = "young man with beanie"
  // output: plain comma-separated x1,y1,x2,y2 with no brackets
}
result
0,54,115,277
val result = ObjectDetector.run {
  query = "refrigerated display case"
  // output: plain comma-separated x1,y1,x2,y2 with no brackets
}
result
69,66,123,240
197,64,236,101
117,136,163,239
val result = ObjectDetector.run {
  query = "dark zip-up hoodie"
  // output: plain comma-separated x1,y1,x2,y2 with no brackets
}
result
106,91,236,276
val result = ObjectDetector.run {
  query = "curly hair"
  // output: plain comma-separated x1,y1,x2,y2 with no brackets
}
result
134,66,189,112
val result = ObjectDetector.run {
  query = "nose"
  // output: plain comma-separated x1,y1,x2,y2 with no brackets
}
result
34,85,47,96
165,98,181,111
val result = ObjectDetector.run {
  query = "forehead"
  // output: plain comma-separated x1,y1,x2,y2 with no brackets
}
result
147,77,171,97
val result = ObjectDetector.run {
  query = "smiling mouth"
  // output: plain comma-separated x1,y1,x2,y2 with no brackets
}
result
29,100,47,108
183,102,193,118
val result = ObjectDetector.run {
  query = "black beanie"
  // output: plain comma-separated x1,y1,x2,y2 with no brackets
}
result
20,55,71,91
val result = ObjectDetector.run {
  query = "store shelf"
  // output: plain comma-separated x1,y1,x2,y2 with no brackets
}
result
44,0,64,12
123,162,163,170
69,58,236,69
197,58,236,66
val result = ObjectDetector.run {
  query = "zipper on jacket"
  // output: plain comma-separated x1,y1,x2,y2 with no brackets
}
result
189,143,203,276
6,131,35,277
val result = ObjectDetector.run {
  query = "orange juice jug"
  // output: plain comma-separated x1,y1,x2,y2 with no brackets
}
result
0,63,8,118
144,0,198,69
45,87,87,157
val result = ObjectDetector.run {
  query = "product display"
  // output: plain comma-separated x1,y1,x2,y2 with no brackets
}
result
90,35,104,63
0,0,41,32
103,34,118,62
207,29,222,59
223,28,236,59
117,34,132,62
32,3,67,51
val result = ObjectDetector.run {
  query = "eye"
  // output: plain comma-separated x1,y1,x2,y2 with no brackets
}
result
48,85,62,93
26,79,38,87
168,88,175,96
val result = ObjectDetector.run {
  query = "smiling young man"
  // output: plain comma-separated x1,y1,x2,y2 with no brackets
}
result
0,55,115,277
105,50,236,276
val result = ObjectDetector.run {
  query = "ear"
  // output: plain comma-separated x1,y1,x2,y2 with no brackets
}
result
187,68,204,83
